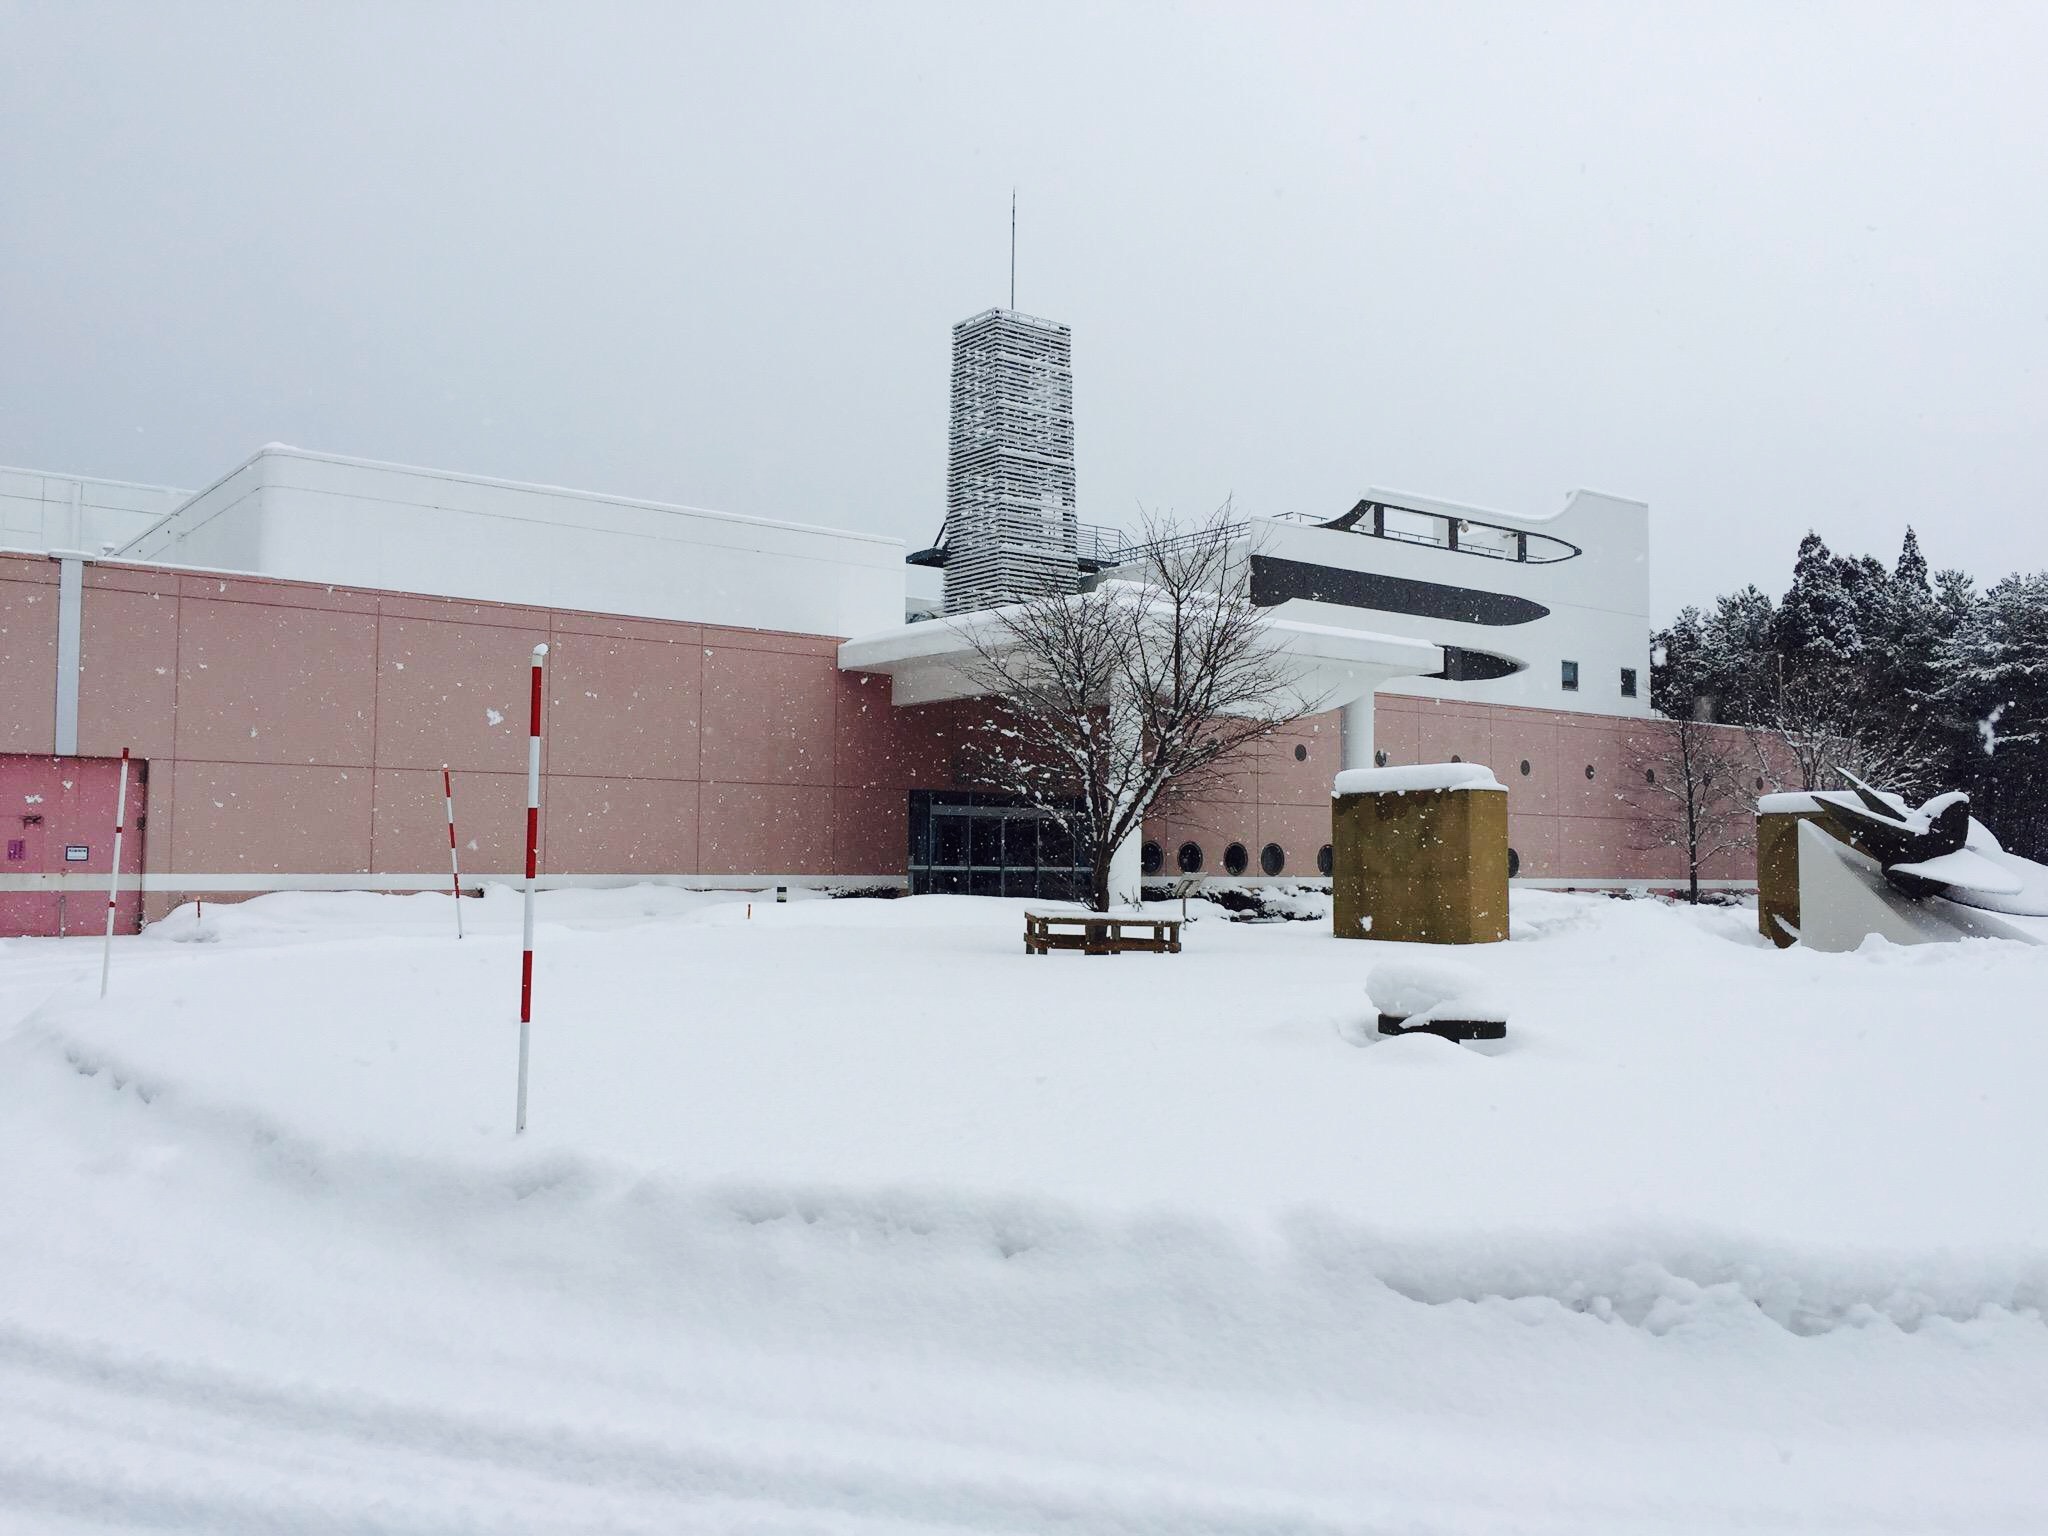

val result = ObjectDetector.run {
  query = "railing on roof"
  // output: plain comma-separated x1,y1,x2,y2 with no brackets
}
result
1321,500,1581,564
908,499,1579,578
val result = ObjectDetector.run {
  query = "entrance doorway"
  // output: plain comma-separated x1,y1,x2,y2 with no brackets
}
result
907,790,1090,900
0,755,148,937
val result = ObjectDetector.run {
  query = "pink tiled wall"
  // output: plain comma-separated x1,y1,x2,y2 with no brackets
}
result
1148,694,1762,885
0,546,1752,920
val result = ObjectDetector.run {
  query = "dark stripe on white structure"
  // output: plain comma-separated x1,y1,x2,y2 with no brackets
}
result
1248,555,1553,627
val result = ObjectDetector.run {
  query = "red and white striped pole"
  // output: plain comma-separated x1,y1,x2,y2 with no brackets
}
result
442,764,464,939
516,643,547,1134
99,747,131,998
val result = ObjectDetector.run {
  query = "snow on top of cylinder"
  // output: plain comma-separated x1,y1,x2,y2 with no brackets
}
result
1333,762,1506,797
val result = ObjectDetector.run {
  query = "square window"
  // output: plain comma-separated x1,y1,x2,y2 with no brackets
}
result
1620,667,1638,698
1561,660,1580,692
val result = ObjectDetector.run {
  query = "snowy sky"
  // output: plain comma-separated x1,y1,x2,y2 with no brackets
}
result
3,2,2044,620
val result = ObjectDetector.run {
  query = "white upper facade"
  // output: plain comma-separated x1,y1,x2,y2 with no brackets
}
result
6,444,1650,714
0,465,189,555
114,445,906,637
1241,488,1652,717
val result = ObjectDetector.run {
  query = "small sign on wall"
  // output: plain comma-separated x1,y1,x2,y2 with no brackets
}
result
64,845,90,862
5,840,22,861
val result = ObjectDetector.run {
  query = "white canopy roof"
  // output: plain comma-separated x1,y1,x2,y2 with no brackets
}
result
836,590,1443,712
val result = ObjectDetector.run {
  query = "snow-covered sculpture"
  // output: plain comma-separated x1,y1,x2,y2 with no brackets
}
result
1784,776,2048,951
1366,958,1508,1041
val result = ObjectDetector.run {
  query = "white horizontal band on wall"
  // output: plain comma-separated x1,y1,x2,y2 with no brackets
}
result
0,871,1753,895
0,872,908,894
1511,877,1754,890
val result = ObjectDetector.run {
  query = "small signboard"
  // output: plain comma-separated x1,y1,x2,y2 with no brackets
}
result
64,845,91,862
5,839,22,862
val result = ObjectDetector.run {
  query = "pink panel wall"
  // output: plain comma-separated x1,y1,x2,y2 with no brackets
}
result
77,566,180,762
375,609,550,773
19,549,1768,923
174,587,378,767
170,761,374,874
699,783,835,874
371,767,530,878
701,644,838,786
0,555,58,754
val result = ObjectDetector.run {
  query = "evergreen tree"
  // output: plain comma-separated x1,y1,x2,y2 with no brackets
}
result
1701,586,1778,724
1934,572,2048,856
1895,526,1929,590
1777,532,1864,666
1650,606,1710,720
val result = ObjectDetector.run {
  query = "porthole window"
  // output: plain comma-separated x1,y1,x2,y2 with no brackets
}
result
1293,743,1308,762
1260,842,1285,876
1223,842,1249,876
1585,764,1596,780
1374,749,1390,768
1508,847,1521,879
1176,841,1204,874
1316,843,1333,876
1755,776,1766,791
1519,759,1531,776
1141,840,1164,876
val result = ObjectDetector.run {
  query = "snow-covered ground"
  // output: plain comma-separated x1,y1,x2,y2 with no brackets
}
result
4,887,2046,1532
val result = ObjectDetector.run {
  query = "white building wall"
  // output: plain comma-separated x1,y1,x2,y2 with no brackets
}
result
1249,488,1652,718
0,466,188,554
121,446,907,637
123,457,269,572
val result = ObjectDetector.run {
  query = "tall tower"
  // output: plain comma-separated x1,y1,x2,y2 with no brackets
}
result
941,307,1078,614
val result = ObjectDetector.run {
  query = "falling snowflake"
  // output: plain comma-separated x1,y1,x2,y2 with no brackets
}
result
1978,703,2007,757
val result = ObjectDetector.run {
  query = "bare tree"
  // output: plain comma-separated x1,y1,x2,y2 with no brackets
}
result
1746,664,1943,797
1631,713,1756,904
959,505,1316,911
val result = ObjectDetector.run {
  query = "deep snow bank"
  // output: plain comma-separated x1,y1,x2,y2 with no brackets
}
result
6,887,2048,1531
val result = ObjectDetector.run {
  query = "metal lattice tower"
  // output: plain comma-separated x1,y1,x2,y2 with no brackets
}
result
941,307,1078,614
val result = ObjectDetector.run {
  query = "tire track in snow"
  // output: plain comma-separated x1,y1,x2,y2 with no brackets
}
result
0,1325,1396,1536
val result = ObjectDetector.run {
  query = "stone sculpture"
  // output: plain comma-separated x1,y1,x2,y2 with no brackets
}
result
1765,774,2048,951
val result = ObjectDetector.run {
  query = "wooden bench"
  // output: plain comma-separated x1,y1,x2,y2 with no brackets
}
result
1024,911,1183,956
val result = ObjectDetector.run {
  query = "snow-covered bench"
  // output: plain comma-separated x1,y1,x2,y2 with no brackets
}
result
1024,912,1183,956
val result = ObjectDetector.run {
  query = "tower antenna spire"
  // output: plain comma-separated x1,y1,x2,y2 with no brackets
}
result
1009,188,1016,311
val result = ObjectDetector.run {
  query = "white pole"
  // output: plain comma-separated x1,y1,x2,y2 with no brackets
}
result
1340,693,1376,773
443,764,464,939
517,643,547,1133
99,747,131,998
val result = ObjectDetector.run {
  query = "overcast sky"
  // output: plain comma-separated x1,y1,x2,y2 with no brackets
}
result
3,2,2043,619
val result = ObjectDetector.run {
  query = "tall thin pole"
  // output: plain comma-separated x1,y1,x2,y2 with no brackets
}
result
1009,188,1016,310
99,748,130,998
443,764,464,939
517,643,547,1133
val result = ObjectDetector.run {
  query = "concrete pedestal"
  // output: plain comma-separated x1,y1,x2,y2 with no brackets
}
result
1332,767,1509,944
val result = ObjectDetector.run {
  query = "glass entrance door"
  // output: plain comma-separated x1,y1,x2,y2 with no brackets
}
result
907,790,1089,900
